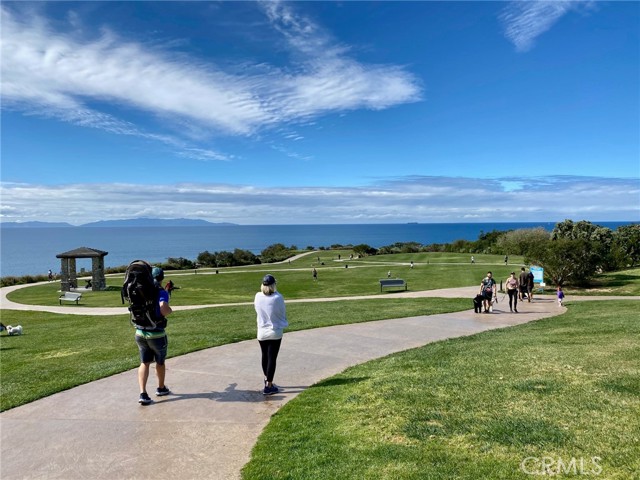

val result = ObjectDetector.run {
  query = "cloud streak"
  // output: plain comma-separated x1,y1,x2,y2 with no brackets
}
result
1,176,637,225
1,3,422,156
500,0,592,52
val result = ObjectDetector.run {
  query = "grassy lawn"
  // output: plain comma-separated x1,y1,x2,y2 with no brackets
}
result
9,255,639,308
5,252,531,307
242,301,640,479
0,297,468,411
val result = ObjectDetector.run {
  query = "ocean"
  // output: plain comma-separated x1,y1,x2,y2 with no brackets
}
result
0,222,632,278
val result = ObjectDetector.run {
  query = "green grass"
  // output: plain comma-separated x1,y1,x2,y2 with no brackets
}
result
242,301,640,480
6,252,526,307
10,256,639,308
0,297,468,411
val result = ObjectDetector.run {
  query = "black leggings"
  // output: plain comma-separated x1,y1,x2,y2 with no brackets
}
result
259,339,282,382
508,289,518,310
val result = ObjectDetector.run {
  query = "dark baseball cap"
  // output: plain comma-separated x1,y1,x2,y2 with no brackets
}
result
262,274,276,286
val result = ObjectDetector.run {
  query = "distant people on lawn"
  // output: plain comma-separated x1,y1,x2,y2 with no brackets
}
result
48,269,53,281
505,272,519,313
312,268,318,281
480,271,496,313
165,279,175,297
471,256,475,264
254,274,288,396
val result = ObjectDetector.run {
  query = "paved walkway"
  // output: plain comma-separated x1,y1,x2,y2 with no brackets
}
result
1,285,638,480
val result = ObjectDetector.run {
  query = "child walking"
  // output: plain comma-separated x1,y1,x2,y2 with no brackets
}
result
557,286,565,307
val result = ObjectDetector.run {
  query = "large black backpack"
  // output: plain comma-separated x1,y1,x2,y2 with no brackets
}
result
121,260,166,330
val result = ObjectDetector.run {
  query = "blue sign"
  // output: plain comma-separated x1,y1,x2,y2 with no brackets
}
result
530,266,544,284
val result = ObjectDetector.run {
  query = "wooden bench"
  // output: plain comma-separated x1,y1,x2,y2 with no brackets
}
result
59,292,82,305
379,279,407,292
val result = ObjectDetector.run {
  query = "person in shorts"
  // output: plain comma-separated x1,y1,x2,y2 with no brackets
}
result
135,267,173,405
479,271,496,313
526,269,535,302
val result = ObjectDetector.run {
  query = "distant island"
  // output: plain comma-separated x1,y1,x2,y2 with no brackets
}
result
0,218,237,228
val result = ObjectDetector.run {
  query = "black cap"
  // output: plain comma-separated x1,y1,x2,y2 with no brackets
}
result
262,274,276,286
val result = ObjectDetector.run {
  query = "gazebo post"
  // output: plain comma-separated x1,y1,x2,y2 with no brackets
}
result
60,258,71,292
92,257,106,291
69,258,77,289
56,247,109,292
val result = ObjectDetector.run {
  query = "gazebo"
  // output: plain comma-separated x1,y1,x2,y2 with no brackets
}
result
56,247,108,292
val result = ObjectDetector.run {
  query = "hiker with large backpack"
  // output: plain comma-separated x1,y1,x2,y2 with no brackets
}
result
122,260,173,405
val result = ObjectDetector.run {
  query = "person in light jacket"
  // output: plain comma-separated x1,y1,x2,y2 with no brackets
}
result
254,274,288,396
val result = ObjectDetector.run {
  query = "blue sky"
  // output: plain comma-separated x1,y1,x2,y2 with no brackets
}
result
1,0,638,225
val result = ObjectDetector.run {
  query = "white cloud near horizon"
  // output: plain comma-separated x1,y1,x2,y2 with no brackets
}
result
1,176,637,225
500,0,593,52
0,3,422,157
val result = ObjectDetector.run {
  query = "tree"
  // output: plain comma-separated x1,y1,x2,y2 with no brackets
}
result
232,248,260,266
496,227,550,256
196,250,216,267
551,220,614,271
526,238,599,286
611,224,640,268
378,242,422,254
260,243,293,263
214,251,234,267
166,257,194,269
353,244,377,256
472,230,507,254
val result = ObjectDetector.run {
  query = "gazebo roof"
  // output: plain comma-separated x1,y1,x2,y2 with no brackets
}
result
56,247,109,259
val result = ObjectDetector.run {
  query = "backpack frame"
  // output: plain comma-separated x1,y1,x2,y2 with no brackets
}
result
121,260,166,330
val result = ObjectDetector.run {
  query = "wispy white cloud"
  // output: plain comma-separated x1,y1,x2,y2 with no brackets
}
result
1,3,421,157
1,176,637,225
500,0,593,52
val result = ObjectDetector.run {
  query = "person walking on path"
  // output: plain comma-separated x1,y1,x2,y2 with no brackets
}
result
254,274,288,396
312,268,318,281
557,286,565,306
479,271,496,313
135,267,173,405
518,267,528,301
505,272,519,313
527,268,535,302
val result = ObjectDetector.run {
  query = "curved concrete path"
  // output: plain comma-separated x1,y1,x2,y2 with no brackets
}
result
1,286,638,480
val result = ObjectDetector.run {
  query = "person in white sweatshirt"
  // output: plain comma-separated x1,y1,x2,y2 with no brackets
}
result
254,274,288,395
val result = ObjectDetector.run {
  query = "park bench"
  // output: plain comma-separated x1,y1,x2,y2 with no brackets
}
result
59,292,82,305
379,279,407,292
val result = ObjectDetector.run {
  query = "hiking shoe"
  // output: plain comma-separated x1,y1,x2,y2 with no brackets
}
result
262,385,279,396
139,393,152,405
156,386,171,396
264,379,279,390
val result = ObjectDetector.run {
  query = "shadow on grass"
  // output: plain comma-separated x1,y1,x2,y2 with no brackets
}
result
311,376,370,389
598,374,640,396
480,416,571,446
